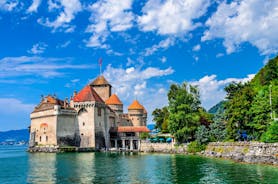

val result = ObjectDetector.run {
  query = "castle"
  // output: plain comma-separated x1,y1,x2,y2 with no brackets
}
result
29,75,150,151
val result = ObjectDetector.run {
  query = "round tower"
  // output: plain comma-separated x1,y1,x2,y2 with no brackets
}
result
105,94,123,114
128,100,144,126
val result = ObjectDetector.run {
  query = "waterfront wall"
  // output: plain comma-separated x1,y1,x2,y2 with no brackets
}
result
204,142,278,165
140,141,188,153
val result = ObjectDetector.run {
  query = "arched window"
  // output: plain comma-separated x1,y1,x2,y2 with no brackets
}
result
39,136,41,142
83,122,85,126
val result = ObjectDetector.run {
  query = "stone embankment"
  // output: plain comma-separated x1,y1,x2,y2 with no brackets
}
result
204,142,278,165
140,141,187,154
28,146,96,153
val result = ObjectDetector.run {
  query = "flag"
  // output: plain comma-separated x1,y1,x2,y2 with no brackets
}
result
98,57,102,66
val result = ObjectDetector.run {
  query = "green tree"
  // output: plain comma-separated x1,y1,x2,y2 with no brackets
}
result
224,83,254,140
167,83,202,143
261,121,278,143
152,106,169,132
195,125,210,144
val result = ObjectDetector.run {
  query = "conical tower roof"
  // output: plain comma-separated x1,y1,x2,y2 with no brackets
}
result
128,100,144,110
105,94,123,105
90,75,111,86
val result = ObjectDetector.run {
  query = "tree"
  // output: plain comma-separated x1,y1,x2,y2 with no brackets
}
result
224,83,254,140
167,83,202,143
152,106,169,132
195,125,210,144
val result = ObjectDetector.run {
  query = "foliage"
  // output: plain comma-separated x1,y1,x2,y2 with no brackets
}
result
152,106,169,132
167,83,203,143
223,56,278,141
209,121,227,142
195,125,210,144
187,141,206,153
140,132,150,140
261,121,278,143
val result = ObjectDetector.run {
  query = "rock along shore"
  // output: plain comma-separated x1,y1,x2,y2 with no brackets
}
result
140,141,278,165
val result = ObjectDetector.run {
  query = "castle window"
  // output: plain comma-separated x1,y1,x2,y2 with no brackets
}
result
39,136,41,142
98,108,101,116
81,133,84,136
46,136,48,142
83,122,85,126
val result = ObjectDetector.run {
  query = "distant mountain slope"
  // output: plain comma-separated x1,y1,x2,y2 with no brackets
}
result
208,101,226,114
0,129,29,142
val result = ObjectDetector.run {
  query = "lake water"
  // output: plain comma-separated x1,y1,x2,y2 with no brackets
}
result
0,146,278,184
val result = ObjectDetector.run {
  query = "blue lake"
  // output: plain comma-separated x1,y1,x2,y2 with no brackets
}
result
0,145,278,183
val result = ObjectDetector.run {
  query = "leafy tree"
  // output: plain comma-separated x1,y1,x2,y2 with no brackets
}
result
247,89,271,139
261,121,278,143
224,83,254,140
167,83,202,143
195,125,210,144
209,121,227,142
152,106,169,132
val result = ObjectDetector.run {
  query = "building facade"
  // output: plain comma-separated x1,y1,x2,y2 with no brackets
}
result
29,75,149,151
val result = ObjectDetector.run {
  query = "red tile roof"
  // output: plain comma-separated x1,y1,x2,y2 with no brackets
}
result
128,100,144,110
73,85,104,103
111,126,150,133
105,94,123,105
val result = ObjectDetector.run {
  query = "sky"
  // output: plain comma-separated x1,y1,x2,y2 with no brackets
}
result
0,0,277,131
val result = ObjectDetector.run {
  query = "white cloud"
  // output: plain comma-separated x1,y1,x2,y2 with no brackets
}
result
161,56,167,63
190,74,255,110
0,98,34,114
102,64,173,124
193,44,201,52
144,37,175,56
27,0,41,13
38,0,82,32
86,0,134,48
138,0,210,35
0,56,92,78
28,42,47,55
0,0,18,11
202,0,278,55
64,78,80,88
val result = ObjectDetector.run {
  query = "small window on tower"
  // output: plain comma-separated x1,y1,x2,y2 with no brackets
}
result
46,136,48,142
83,122,85,126
98,108,101,116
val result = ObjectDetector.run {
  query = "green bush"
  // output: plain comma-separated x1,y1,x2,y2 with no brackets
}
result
261,121,278,143
187,141,206,154
140,132,150,140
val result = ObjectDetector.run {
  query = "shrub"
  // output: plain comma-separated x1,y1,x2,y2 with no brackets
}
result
187,141,206,154
261,121,278,143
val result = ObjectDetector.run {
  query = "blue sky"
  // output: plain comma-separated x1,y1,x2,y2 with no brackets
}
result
0,0,277,131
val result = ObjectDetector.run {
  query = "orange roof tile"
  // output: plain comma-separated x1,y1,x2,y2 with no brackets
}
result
128,100,144,110
90,75,111,86
73,85,104,103
110,126,150,133
105,94,123,105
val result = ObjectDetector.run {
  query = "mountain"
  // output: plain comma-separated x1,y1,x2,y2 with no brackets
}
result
208,101,226,114
0,129,29,142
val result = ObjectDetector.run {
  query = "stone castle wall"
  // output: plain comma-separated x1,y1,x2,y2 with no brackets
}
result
204,142,278,165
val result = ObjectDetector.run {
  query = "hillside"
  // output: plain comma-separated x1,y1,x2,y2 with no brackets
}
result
0,129,29,143
224,56,278,140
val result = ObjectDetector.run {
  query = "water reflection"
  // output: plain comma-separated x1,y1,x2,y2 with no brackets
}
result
27,153,57,183
23,151,278,184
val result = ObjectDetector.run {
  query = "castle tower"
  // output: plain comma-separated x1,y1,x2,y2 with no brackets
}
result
89,75,111,101
128,100,145,126
105,94,123,115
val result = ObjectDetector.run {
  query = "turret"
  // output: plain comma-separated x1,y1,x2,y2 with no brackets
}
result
105,94,123,114
128,100,145,126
